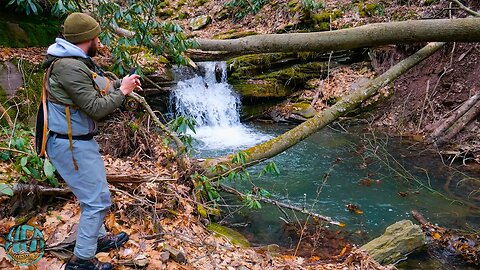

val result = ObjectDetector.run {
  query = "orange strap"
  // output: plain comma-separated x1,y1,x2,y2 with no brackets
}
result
39,72,49,157
65,105,79,171
100,77,110,96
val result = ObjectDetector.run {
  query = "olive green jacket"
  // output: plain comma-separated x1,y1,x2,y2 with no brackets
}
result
44,55,125,121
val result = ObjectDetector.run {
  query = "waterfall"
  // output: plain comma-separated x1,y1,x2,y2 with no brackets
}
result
170,62,271,151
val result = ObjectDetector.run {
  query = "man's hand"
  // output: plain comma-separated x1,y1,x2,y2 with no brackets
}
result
120,74,142,95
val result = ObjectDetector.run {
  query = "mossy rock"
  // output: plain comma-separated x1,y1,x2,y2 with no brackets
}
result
312,9,342,23
215,8,230,21
158,9,174,19
255,62,331,88
357,2,385,17
231,79,292,98
0,14,60,48
207,223,250,247
291,102,317,118
189,15,212,31
212,30,257,40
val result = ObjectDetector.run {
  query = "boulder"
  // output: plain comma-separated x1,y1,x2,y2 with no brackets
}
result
361,219,425,265
291,102,317,120
189,15,212,31
0,62,24,98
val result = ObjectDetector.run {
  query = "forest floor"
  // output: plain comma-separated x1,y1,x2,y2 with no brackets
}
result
1,0,480,269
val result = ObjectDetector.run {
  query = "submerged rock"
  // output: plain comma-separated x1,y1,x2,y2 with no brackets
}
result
207,223,250,247
361,219,425,265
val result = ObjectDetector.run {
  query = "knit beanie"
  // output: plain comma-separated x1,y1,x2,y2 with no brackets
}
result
63,13,101,44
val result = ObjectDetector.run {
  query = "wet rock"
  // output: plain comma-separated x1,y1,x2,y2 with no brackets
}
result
207,223,250,247
291,102,317,119
0,62,24,98
232,80,291,99
189,15,212,31
361,219,425,265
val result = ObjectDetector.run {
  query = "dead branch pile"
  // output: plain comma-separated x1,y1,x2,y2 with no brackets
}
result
97,111,161,159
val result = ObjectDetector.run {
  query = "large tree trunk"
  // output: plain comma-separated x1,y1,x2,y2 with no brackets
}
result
195,18,480,53
198,42,445,172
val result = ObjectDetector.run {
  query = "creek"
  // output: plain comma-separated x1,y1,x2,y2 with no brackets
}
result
168,62,480,269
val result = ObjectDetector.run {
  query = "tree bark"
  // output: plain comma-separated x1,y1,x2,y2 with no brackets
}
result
198,42,445,172
195,18,480,53
435,98,480,146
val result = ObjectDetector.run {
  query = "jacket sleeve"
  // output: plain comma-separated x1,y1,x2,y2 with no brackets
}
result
54,59,125,121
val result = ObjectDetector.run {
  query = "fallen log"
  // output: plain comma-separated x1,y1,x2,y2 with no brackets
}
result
427,93,480,143
219,184,344,227
195,18,480,53
435,97,480,146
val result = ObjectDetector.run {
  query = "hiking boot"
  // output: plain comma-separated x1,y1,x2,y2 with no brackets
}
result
65,255,112,270
96,232,129,253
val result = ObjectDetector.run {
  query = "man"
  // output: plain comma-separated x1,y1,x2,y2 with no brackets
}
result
43,13,141,270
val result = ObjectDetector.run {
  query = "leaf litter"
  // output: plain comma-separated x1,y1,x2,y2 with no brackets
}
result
0,115,391,269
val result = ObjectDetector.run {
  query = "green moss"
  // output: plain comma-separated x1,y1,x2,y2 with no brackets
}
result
312,10,335,23
256,62,331,87
227,53,291,80
357,2,384,17
176,0,186,10
231,79,292,98
423,0,437,4
176,12,189,20
0,17,59,48
158,9,174,19
207,223,250,247
158,1,169,8
194,0,208,7
318,22,330,31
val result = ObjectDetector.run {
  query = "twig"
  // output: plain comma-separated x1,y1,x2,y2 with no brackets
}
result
0,147,29,155
417,80,430,132
450,0,480,17
143,76,169,93
0,102,14,129
219,184,343,226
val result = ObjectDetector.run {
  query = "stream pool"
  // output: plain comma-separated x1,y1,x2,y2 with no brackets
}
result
192,122,480,269
169,61,479,268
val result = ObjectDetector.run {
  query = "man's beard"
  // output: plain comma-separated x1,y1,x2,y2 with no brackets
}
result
87,40,97,57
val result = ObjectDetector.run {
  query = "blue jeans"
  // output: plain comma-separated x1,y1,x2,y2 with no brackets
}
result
47,134,111,259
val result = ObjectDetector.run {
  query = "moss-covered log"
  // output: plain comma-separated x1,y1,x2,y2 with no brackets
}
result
195,18,480,53
198,42,445,171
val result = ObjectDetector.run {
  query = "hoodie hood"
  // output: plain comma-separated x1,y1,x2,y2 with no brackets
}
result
43,38,95,69
47,38,88,58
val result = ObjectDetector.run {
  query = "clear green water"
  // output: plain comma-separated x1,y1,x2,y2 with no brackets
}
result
194,123,480,269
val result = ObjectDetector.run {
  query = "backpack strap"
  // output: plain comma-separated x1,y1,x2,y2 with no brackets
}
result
36,60,58,157
65,105,79,171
